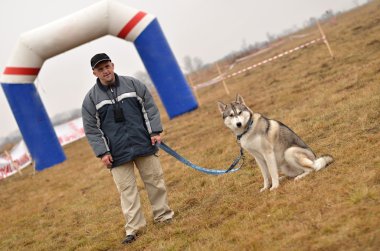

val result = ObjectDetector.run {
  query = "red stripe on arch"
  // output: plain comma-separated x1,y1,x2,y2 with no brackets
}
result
4,67,40,75
117,11,147,39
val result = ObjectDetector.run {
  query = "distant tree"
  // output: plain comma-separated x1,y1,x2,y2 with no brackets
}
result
251,41,266,51
183,56,204,73
183,55,194,73
0,129,23,151
303,17,317,28
193,57,204,71
241,39,249,53
266,32,276,43
280,25,299,37
222,50,239,64
321,9,335,21
133,71,154,90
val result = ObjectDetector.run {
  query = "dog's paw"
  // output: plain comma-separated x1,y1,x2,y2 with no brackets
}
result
260,183,271,192
269,184,279,191
260,187,269,192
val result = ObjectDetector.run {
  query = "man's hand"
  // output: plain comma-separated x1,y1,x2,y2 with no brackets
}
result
101,154,113,168
151,134,162,145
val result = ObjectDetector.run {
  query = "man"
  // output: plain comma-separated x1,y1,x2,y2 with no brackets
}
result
82,53,174,244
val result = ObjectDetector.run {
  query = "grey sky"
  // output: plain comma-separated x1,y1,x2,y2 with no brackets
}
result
0,0,359,138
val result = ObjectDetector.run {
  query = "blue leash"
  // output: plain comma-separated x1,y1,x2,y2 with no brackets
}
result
157,142,244,175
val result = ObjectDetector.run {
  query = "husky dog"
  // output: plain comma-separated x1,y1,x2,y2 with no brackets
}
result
218,94,334,191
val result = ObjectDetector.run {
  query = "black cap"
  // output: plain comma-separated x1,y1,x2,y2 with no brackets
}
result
91,53,111,69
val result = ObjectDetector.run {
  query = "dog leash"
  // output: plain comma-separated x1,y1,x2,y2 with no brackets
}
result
157,142,244,175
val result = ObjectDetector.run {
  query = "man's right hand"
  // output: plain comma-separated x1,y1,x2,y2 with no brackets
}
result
101,154,113,168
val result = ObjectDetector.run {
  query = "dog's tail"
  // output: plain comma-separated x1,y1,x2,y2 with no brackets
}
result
313,155,334,171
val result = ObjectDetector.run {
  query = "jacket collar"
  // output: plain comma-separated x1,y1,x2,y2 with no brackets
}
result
96,73,120,91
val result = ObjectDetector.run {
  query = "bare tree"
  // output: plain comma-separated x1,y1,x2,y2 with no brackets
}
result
321,9,334,21
133,71,154,90
241,39,249,53
193,57,204,71
303,17,317,28
183,55,194,73
266,32,276,43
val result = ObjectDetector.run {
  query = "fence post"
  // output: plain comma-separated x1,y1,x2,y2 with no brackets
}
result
216,63,230,95
317,21,334,59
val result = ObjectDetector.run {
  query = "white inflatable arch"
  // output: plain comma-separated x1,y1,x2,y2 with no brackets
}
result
1,0,197,170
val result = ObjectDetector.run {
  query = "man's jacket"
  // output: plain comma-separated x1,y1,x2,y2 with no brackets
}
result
82,74,162,167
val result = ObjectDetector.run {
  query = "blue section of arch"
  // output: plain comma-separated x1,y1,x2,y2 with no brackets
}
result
1,83,66,171
134,19,198,119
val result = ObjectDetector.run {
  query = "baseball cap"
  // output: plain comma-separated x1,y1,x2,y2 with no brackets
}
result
91,53,111,69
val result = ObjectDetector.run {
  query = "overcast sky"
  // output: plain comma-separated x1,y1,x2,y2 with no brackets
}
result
0,0,361,138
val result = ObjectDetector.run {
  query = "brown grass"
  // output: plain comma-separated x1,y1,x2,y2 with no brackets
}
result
1,2,380,250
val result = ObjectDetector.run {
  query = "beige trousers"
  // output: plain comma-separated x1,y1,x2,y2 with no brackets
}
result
111,154,174,236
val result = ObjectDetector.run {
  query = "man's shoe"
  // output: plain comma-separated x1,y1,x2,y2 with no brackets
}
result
163,218,172,224
156,218,172,225
121,234,136,244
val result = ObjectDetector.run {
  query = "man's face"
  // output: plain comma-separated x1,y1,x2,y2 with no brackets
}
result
93,61,115,85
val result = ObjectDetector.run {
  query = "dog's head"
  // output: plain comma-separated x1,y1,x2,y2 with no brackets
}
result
218,94,252,133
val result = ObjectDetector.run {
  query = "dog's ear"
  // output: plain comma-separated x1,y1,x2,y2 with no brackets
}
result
217,102,227,114
236,94,245,104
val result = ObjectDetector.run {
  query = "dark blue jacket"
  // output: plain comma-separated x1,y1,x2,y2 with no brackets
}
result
82,74,162,167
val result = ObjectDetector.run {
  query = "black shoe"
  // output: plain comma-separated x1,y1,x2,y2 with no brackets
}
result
122,234,136,244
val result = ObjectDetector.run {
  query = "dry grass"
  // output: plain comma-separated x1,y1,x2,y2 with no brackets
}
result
1,2,380,250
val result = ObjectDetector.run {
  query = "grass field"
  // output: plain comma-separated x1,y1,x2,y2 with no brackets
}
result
1,1,379,250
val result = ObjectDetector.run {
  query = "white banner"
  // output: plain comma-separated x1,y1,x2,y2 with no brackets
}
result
0,117,86,180
55,117,85,146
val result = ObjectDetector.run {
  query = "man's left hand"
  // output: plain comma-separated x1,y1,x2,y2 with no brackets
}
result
151,135,162,145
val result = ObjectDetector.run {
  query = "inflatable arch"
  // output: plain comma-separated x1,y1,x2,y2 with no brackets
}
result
1,0,198,171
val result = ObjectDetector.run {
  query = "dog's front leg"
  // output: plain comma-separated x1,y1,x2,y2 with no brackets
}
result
254,156,271,192
263,152,279,191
